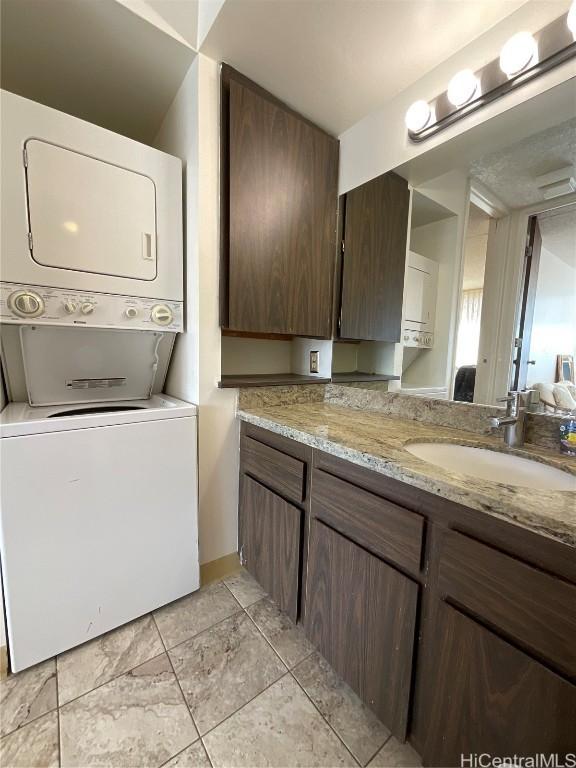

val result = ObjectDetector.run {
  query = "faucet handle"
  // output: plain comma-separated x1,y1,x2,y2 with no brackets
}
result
497,390,521,403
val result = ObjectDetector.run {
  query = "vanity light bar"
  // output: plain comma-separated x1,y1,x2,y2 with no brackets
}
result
406,10,576,142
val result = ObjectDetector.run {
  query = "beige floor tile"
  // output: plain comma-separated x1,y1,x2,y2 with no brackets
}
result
60,653,198,767
163,742,212,767
0,710,59,768
154,582,241,649
169,611,286,735
57,614,164,704
0,658,57,737
247,597,314,669
223,569,267,608
203,675,357,767
367,737,421,768
294,652,389,766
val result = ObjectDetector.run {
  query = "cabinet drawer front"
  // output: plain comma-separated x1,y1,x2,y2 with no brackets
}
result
241,436,306,503
239,475,302,621
424,603,576,767
311,468,424,573
439,530,576,677
305,518,418,739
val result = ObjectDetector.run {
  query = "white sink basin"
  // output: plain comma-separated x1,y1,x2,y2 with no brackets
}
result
405,442,576,491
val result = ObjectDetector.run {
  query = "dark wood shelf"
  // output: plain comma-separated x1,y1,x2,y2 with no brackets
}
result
219,373,331,388
331,372,400,383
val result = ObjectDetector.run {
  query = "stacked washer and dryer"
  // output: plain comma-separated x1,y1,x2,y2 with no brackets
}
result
0,91,199,672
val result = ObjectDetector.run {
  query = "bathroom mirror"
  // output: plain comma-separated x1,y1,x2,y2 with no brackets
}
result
381,80,576,411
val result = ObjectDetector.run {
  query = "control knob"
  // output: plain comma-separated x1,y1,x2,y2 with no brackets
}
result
81,302,95,315
63,300,78,314
151,304,173,326
8,290,45,318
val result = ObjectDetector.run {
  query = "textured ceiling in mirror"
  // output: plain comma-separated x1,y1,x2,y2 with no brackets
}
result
538,205,576,269
469,118,576,209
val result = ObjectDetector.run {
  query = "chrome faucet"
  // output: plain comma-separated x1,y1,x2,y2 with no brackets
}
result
489,391,533,448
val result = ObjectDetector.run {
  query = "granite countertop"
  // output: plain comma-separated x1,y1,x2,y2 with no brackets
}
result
238,402,576,548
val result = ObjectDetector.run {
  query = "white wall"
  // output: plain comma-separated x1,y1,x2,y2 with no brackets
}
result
401,172,468,392
528,247,576,387
155,60,200,404
155,54,238,566
196,54,239,565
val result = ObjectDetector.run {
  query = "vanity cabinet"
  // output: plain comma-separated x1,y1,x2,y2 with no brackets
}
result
305,517,418,739
238,423,312,622
239,476,301,621
237,426,576,765
424,603,576,766
221,65,339,338
337,172,410,341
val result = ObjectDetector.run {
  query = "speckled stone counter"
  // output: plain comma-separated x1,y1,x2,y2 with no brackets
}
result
238,401,576,548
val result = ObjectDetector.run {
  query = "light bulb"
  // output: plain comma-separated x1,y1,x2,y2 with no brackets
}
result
405,100,432,133
447,69,479,107
499,32,538,77
568,2,576,40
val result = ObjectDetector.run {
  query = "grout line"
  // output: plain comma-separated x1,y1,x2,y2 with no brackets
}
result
289,670,362,768
57,648,168,711
53,586,244,714
161,607,244,655
199,670,291,742
0,666,60,741
156,614,204,768
152,612,200,734
363,733,392,767
242,601,362,765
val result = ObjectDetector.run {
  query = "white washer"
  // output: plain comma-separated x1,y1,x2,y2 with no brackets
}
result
0,395,199,672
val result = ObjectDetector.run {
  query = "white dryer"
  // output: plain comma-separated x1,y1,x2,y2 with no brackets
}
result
1,90,183,303
0,396,199,672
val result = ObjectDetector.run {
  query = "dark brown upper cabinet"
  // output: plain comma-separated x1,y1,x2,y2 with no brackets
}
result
338,172,410,341
221,65,339,338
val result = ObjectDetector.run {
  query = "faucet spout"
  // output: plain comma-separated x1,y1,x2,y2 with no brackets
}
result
489,391,533,448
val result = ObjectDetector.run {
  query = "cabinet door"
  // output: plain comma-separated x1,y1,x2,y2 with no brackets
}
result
424,603,576,767
239,475,302,621
227,78,339,337
340,172,410,341
304,518,418,739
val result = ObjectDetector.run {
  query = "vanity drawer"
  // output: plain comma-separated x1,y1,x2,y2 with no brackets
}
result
241,435,306,504
439,530,576,678
311,468,424,573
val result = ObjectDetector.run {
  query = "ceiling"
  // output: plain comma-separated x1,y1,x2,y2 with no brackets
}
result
0,0,195,143
539,206,576,269
469,118,576,210
199,0,527,135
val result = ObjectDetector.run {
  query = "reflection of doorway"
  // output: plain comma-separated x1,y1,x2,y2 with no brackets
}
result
453,203,490,401
514,203,576,398
512,215,541,391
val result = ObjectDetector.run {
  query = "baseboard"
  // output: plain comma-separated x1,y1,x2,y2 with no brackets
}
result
200,552,241,586
0,645,7,679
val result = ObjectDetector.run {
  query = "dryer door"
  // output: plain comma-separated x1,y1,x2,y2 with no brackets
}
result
25,139,157,280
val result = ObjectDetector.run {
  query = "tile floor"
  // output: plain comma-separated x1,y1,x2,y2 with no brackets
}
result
0,570,422,768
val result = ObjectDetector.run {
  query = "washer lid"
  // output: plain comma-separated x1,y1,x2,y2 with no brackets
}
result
0,395,197,437
20,325,167,406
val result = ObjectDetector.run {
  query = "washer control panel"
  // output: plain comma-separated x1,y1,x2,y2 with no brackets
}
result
0,283,183,332
402,327,434,348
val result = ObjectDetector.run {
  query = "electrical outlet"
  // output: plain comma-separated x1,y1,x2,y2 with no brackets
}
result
310,350,319,374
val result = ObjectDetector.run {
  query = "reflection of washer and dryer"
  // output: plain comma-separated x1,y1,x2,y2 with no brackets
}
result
0,90,199,672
